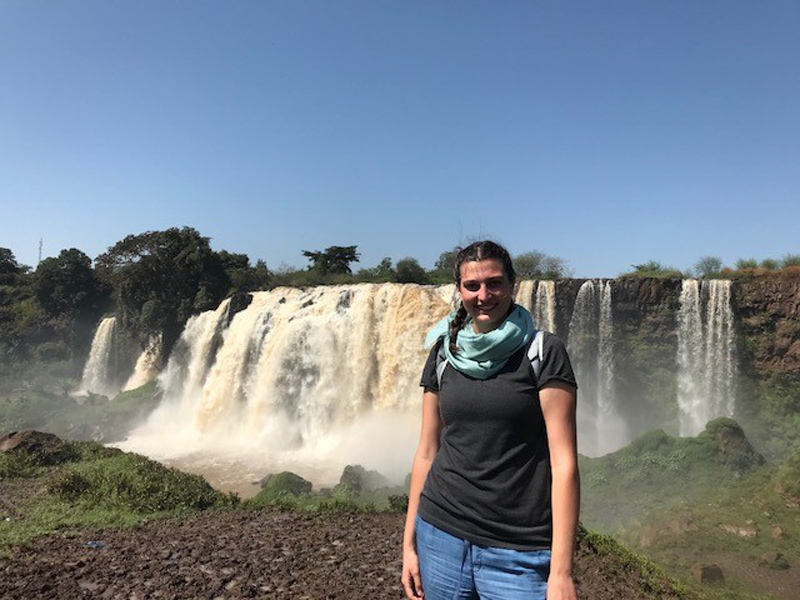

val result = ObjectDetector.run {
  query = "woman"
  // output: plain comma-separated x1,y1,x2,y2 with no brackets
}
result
402,240,579,600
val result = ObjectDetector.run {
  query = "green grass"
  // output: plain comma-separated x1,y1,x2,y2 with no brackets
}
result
0,439,237,554
0,380,161,443
581,422,798,600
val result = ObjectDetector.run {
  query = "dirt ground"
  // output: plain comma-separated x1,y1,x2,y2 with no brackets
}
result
0,509,693,600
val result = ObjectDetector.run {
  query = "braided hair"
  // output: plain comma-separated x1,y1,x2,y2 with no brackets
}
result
448,240,516,355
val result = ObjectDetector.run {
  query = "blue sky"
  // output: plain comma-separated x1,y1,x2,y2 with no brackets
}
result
1,1,798,277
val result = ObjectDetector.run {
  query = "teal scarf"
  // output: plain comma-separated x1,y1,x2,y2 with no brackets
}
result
424,304,535,379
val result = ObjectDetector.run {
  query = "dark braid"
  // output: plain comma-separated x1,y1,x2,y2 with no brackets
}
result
449,240,516,355
449,304,468,355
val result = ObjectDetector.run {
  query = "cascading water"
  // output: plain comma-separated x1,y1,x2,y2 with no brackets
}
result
567,280,622,455
677,279,737,435
515,280,536,312
77,317,120,397
533,280,557,333
123,334,163,391
120,284,451,487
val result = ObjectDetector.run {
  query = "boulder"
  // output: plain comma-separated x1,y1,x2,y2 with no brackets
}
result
258,471,312,497
691,563,724,584
0,430,64,464
338,465,390,493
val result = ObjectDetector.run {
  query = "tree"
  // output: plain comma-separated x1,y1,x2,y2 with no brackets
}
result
0,248,28,285
96,227,230,354
301,245,360,274
622,261,683,278
694,256,724,279
427,248,459,284
395,258,427,284
513,251,570,280
33,249,105,319
735,258,758,270
218,251,272,293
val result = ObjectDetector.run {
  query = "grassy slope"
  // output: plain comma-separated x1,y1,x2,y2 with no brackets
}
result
0,381,161,443
580,421,799,599
0,438,237,554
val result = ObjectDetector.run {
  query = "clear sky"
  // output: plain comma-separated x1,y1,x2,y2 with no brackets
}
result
1,1,798,277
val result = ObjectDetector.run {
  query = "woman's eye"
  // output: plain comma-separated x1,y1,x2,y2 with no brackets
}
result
463,283,480,292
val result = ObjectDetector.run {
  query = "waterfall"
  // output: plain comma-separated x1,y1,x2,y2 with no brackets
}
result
515,280,535,312
677,279,737,435
568,280,622,455
78,317,120,397
121,284,451,481
533,280,557,333
123,334,163,391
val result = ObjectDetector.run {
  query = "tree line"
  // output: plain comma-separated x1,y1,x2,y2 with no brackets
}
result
621,254,800,279
0,228,569,375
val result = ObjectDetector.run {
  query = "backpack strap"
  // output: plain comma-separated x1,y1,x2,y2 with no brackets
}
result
435,341,448,390
527,329,545,382
434,330,545,390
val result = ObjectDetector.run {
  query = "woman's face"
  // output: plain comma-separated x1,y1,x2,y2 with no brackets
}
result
458,259,514,333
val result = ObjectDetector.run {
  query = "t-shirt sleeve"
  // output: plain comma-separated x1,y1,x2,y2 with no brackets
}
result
420,338,442,392
537,333,578,390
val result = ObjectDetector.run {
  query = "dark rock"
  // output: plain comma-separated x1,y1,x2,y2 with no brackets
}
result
259,471,313,496
338,464,390,493
691,563,725,584
0,430,64,464
226,293,253,325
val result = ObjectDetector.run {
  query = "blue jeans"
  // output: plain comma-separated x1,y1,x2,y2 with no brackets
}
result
415,515,550,600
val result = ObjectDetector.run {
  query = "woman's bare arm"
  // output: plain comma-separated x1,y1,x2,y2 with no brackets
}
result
540,380,579,600
401,390,444,599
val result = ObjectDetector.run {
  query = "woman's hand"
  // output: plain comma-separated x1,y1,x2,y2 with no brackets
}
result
402,545,424,599
546,572,577,600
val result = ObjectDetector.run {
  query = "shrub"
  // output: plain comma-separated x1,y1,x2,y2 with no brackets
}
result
760,258,779,270
735,258,758,270
781,254,800,268
47,452,237,513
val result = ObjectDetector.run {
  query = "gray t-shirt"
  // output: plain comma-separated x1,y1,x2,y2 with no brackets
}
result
418,332,577,550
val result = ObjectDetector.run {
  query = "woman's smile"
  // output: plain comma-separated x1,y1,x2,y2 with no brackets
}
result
458,259,514,333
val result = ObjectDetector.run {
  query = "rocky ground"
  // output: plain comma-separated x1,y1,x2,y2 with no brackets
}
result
0,509,691,600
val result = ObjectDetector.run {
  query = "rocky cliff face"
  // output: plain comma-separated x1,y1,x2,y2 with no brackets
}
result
552,274,799,377
733,272,800,374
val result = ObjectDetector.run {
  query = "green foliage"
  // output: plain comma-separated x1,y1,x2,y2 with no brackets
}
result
426,249,458,283
759,258,779,270
620,261,684,278
219,252,272,293
772,446,800,501
255,471,313,500
1,439,238,551
95,227,230,353
47,451,236,513
780,253,800,268
735,258,758,270
337,464,391,493
388,494,408,512
577,525,693,599
301,245,360,275
395,257,427,284
356,257,396,283
744,374,800,460
693,256,724,279
513,251,571,280
0,381,162,444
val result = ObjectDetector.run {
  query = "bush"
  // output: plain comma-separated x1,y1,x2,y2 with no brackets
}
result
735,258,758,270
395,258,427,284
760,258,779,270
620,261,683,278
48,452,237,513
781,254,800,268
